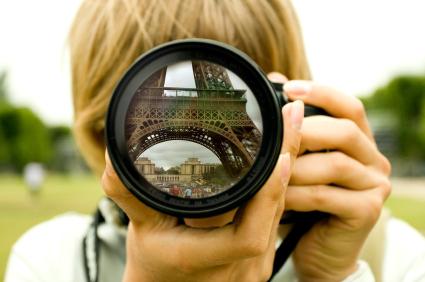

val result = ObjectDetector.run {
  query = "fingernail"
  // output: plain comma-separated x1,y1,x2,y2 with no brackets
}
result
283,80,312,96
290,100,304,130
268,72,288,83
280,153,291,187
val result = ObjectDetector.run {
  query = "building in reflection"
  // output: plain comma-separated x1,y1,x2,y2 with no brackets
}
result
134,157,218,183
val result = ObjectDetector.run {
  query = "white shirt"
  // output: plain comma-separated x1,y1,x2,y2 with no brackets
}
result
5,210,425,282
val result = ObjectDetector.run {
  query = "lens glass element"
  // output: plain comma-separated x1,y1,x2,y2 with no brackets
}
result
125,60,262,198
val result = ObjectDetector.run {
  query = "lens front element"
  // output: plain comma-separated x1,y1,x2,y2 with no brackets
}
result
125,60,263,199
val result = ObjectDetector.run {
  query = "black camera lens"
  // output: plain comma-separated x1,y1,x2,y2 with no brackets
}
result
125,59,263,200
106,39,322,218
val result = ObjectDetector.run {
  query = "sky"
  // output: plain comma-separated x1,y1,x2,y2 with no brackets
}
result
1,0,425,125
142,141,220,170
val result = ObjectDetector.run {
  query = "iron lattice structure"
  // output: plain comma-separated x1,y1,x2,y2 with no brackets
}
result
126,61,262,177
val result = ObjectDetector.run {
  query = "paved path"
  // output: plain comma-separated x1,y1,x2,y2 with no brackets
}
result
390,177,425,200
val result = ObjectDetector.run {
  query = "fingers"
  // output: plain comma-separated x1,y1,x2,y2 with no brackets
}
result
281,100,304,164
261,182,287,279
285,183,391,224
234,152,290,240
299,115,384,167
151,99,305,267
290,151,388,190
145,153,292,268
184,209,237,228
268,72,304,162
284,80,374,142
267,72,288,83
102,151,172,225
179,100,303,265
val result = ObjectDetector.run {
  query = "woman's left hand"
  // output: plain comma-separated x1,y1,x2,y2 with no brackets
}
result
282,79,392,281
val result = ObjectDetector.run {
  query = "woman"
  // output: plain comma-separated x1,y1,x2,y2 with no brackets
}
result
6,0,425,281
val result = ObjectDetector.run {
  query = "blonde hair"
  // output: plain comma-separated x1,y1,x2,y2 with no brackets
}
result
69,0,311,175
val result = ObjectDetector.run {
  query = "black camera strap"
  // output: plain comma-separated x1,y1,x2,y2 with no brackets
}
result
82,209,104,282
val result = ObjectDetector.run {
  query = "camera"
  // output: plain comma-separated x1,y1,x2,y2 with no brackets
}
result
105,39,325,220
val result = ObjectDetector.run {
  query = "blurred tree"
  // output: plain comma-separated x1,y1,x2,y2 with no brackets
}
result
0,72,11,167
166,166,180,174
49,125,71,142
0,106,53,172
155,167,165,174
48,125,73,172
362,75,425,159
0,119,10,167
0,72,7,103
0,71,87,173
203,165,232,186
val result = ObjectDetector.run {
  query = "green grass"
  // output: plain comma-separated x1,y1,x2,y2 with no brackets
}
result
0,174,424,279
385,195,425,231
0,173,103,280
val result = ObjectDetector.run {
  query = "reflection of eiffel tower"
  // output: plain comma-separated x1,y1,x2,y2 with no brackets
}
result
126,61,261,177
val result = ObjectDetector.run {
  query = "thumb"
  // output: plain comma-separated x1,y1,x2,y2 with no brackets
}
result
102,151,173,226
281,100,304,167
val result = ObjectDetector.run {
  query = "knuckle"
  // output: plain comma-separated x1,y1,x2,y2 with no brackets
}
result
101,170,117,198
339,118,361,142
330,151,352,172
101,165,133,201
310,185,327,206
268,182,284,202
352,98,367,120
379,154,392,175
362,194,383,225
379,177,392,199
285,133,302,157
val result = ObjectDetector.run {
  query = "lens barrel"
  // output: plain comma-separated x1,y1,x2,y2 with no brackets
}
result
106,39,326,220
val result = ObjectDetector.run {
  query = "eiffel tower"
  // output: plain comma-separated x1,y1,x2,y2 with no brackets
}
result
125,61,262,177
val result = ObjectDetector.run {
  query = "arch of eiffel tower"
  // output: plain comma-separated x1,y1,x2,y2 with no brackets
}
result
126,61,262,177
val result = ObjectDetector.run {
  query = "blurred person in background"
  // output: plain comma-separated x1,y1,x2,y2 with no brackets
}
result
23,162,45,195
5,0,425,281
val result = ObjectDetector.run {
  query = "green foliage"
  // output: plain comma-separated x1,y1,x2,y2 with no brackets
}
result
0,72,7,103
0,74,11,166
0,72,80,173
155,167,165,174
419,98,425,147
0,122,9,165
48,125,71,143
203,165,233,186
0,107,53,171
47,125,75,172
166,166,180,174
363,75,425,159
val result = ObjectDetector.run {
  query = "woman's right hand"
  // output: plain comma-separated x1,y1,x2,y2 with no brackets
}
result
101,100,304,282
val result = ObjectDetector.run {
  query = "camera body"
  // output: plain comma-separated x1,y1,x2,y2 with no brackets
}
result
106,39,326,222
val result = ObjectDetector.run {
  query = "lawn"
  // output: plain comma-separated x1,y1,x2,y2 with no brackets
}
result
0,173,103,280
385,195,425,231
1,174,424,279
